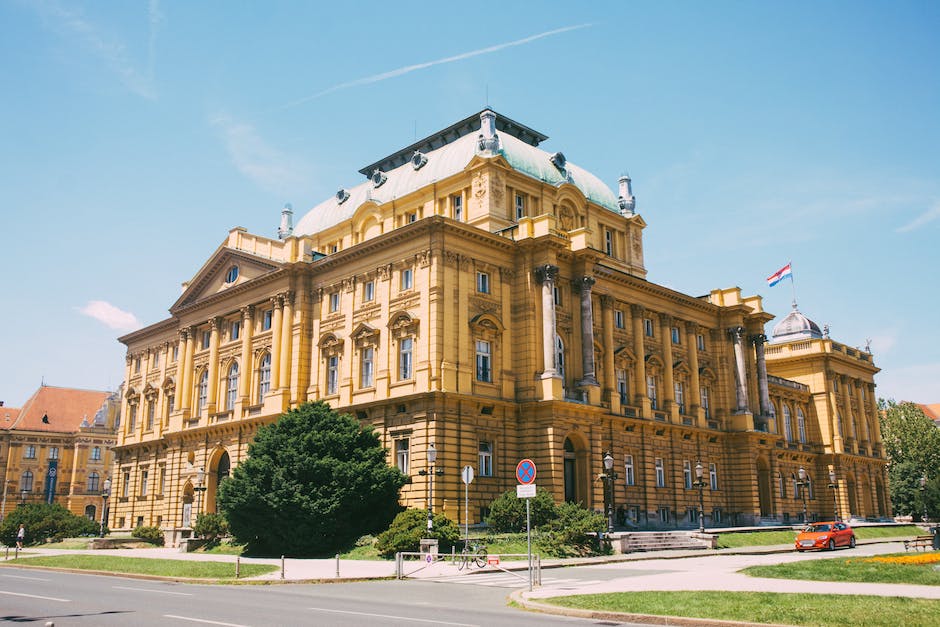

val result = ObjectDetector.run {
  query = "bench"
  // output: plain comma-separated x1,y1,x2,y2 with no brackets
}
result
903,536,934,551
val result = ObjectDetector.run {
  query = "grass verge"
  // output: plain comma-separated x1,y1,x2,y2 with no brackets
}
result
542,591,940,627
2,554,277,579
742,552,940,586
716,525,922,549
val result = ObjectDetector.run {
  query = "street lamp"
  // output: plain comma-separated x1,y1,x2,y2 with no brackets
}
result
692,461,707,533
828,470,839,522
100,477,111,537
920,475,928,523
795,467,809,524
20,490,27,506
193,467,207,521
602,452,616,534
417,444,443,532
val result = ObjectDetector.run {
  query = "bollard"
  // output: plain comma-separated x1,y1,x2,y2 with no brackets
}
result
15,546,19,560
281,555,285,580
235,556,240,579
5,546,8,560
335,554,340,578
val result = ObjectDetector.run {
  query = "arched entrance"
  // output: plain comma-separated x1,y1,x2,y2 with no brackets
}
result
182,483,194,527
757,457,772,518
562,434,589,505
214,451,230,512
859,476,873,518
84,504,97,520
846,474,858,519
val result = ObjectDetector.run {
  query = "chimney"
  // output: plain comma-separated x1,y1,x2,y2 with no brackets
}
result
618,174,636,216
478,109,500,154
277,203,293,239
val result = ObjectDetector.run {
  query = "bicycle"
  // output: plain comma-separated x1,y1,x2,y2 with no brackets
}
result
455,542,488,570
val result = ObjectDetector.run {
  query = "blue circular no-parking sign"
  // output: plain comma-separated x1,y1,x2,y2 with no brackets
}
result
516,459,536,484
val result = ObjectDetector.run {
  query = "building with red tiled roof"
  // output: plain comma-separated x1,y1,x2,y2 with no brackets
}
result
916,403,940,428
0,385,120,522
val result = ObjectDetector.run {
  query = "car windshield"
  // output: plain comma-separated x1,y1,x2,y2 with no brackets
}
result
806,524,831,532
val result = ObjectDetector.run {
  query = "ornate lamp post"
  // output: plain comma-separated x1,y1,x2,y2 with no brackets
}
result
920,475,928,523
602,452,616,533
692,461,707,533
193,467,207,520
828,470,839,522
795,467,809,524
418,443,443,531
99,477,111,537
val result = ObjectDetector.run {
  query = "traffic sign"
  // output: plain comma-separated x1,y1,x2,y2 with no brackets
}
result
516,459,536,484
461,465,475,485
516,483,536,498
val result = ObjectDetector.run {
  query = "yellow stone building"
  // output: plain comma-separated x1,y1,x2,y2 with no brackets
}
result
0,385,119,522
112,110,888,542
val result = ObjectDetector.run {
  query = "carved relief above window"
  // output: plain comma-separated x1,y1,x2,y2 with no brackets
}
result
388,312,419,340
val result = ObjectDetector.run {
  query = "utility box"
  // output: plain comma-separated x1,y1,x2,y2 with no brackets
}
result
932,527,940,550
419,538,439,556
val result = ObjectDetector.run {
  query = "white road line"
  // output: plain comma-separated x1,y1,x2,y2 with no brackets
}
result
114,585,193,596
163,615,249,627
0,590,70,602
0,573,51,581
308,606,478,626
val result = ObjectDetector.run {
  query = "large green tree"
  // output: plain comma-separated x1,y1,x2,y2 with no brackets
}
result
879,400,940,519
217,401,407,556
0,503,100,546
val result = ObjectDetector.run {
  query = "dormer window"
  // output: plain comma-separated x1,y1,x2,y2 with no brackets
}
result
336,189,350,204
550,151,566,170
411,151,428,170
452,195,463,221
224,265,239,284
371,169,387,187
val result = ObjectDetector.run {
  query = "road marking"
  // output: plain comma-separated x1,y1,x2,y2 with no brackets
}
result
163,615,248,627
114,585,192,596
308,607,478,626
0,590,70,602
0,573,51,581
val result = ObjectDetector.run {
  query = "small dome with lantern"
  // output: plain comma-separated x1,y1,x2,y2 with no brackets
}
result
771,302,823,343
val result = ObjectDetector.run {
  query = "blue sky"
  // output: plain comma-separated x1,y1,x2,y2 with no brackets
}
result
1,1,938,407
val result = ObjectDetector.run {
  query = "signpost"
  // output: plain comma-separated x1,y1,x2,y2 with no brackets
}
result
461,465,474,548
515,458,537,591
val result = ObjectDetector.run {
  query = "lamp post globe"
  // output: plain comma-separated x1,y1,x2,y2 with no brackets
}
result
100,478,111,537
797,467,808,524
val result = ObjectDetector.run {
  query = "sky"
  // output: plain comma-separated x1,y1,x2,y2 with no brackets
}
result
1,1,938,407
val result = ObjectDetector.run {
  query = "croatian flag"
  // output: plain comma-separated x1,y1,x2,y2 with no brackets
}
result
767,263,793,287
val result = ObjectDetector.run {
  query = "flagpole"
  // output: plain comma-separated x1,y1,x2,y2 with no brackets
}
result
789,260,797,308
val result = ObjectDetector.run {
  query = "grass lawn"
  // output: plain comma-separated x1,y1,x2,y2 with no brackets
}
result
542,591,940,627
742,552,940,586
716,525,922,549
1,554,277,579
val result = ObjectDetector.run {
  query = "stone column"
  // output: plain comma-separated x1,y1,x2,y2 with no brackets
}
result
270,295,283,392
206,317,221,413
601,295,617,413
180,328,195,412
535,265,561,400
577,276,598,387
752,333,772,429
239,305,254,402
279,291,294,391
686,322,702,423
660,314,675,416
630,304,648,413
729,326,749,413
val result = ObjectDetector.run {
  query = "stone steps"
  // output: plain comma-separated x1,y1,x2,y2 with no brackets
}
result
614,531,712,553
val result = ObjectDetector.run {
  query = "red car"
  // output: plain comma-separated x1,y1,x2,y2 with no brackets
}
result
795,521,856,551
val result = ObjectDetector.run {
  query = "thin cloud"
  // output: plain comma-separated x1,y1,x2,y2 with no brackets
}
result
281,23,592,109
31,0,157,99
78,300,141,331
896,201,940,233
210,113,309,194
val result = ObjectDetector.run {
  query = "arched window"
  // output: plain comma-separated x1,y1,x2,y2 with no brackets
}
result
88,471,100,492
258,353,271,403
797,408,807,443
84,504,97,520
782,404,792,442
20,470,33,492
196,370,209,413
226,362,239,410
555,335,565,379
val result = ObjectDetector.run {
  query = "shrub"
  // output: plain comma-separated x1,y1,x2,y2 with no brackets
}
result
132,525,165,546
193,513,228,544
485,488,558,532
0,503,100,546
535,502,609,557
375,508,460,558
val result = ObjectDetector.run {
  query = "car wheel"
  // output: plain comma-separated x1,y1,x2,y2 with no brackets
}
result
828,539,836,551
849,536,856,548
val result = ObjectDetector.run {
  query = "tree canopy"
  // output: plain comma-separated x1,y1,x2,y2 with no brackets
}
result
0,503,100,546
217,401,407,556
879,399,940,519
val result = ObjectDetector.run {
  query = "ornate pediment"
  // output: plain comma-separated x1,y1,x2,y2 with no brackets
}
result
170,246,282,313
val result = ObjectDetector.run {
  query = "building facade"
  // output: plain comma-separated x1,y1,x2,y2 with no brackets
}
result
0,386,120,522
112,110,889,542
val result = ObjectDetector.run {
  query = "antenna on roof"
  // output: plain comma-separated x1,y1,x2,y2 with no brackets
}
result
485,84,489,108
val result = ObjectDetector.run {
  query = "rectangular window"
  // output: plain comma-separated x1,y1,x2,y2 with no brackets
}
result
616,369,628,404
361,347,374,388
624,454,635,486
659,507,670,523
671,327,681,344
329,292,340,313
396,439,410,473
167,393,175,414
553,286,561,306
128,404,137,430
647,375,657,410
231,320,240,341
477,271,490,294
683,460,693,489
152,351,159,369
202,331,211,349
709,463,718,490
515,193,525,220
160,466,166,495
401,268,413,291
688,507,698,523
478,441,493,477
140,470,149,496
406,211,417,224
122,471,130,498
135,357,141,373
697,334,706,351
172,345,179,362
46,446,58,460
615,310,624,329
330,243,339,253
327,355,339,395
262,309,273,331
364,281,375,302
675,381,685,414
452,195,463,221
475,340,492,382
605,229,613,255
644,318,654,337
91,446,101,461
797,411,807,443
712,508,722,524
701,386,710,418
146,400,155,430
399,337,413,380
655,458,665,487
